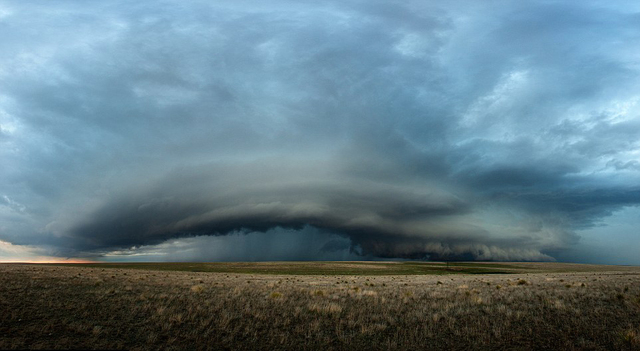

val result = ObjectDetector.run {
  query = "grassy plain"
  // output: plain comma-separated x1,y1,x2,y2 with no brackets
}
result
2,262,640,350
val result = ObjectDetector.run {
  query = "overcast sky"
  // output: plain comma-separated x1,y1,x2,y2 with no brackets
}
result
1,0,640,264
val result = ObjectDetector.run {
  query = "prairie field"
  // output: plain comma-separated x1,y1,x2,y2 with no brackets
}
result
1,262,640,350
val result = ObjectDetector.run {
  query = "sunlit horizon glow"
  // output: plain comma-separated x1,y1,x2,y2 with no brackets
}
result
0,240,95,263
0,259,97,264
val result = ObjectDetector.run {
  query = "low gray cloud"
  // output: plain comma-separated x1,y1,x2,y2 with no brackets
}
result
0,0,639,262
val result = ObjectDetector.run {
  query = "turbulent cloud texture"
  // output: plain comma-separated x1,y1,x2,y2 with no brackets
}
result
1,0,640,262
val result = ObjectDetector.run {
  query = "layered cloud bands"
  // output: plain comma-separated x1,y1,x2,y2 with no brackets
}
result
1,0,639,261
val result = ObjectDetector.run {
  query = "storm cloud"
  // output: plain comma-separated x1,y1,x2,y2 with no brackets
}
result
1,0,640,262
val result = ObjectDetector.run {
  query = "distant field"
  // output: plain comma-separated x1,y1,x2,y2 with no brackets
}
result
2,262,640,350
41,260,640,275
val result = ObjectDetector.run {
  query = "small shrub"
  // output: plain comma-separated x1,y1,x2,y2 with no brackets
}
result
190,285,205,293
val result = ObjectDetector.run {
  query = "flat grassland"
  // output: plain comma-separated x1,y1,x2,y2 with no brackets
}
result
2,262,640,350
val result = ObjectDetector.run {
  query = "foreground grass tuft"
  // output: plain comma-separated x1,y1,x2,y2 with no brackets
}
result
621,327,640,348
308,302,343,316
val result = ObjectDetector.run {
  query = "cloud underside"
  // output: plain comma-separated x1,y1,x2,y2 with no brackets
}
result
1,0,640,261
62,162,623,261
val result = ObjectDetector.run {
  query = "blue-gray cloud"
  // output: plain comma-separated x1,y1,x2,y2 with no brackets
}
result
1,0,639,262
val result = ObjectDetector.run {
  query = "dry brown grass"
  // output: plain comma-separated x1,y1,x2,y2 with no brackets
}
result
1,264,640,350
